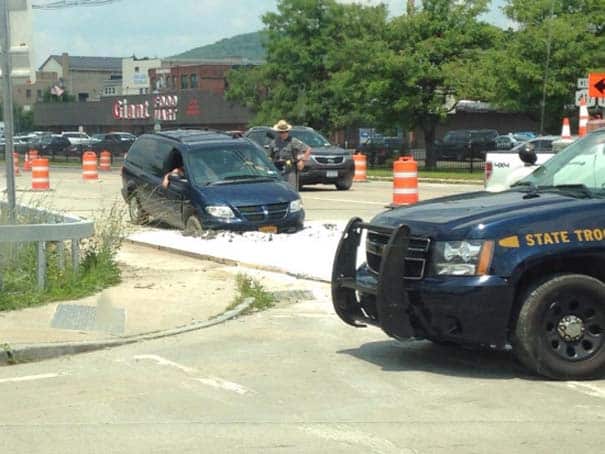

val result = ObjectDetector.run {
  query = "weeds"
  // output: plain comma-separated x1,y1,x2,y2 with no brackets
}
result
0,203,125,312
228,273,276,314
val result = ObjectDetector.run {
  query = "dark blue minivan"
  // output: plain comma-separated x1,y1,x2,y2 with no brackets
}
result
121,130,304,234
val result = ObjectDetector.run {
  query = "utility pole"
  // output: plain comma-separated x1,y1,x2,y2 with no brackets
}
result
1,0,16,223
407,0,415,15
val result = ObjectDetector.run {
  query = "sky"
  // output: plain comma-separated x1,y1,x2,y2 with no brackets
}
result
32,0,508,67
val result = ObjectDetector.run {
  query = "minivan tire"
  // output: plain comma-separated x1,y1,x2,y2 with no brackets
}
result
128,195,148,225
513,274,605,380
184,215,203,237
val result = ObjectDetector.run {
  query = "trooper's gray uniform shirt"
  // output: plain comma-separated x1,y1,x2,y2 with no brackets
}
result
268,135,308,188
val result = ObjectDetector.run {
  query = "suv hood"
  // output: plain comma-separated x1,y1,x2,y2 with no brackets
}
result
371,190,600,240
195,179,298,206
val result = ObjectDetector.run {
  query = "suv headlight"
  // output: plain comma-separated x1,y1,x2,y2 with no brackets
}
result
289,199,303,213
206,205,235,219
432,240,494,276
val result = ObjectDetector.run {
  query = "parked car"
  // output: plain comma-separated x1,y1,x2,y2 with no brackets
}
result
245,126,355,190
494,134,522,150
121,129,304,234
434,129,499,161
61,131,91,146
90,132,136,158
37,134,74,160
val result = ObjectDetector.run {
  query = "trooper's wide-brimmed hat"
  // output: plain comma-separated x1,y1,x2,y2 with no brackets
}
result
272,119,292,132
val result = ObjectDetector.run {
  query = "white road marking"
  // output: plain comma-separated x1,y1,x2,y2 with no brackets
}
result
563,382,605,399
0,373,60,384
133,355,197,374
192,377,252,395
303,196,386,206
301,425,404,454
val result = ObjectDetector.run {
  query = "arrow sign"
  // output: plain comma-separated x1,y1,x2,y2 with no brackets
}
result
589,72,605,98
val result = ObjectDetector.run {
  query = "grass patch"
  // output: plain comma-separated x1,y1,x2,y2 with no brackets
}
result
227,273,276,314
0,204,125,312
368,168,484,180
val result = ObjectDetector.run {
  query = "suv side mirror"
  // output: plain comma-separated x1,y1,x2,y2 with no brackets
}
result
519,144,538,165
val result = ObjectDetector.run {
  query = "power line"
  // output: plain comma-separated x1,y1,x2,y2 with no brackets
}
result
32,0,121,9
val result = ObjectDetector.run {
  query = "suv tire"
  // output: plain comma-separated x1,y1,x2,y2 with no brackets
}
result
513,274,605,380
335,175,353,191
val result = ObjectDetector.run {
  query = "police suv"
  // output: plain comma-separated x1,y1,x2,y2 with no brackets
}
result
332,128,605,379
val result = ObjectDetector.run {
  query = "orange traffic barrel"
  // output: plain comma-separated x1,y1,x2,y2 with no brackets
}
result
31,157,50,191
392,156,418,206
99,150,111,171
82,151,98,180
23,151,32,172
353,152,367,182
12,152,21,176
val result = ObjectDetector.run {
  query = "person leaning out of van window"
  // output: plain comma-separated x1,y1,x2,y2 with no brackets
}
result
268,120,311,187
162,149,185,189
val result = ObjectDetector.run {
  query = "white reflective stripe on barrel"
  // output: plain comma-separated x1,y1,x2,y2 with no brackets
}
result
393,188,419,195
394,172,418,178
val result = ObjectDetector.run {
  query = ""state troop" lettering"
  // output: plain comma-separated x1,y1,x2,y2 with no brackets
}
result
525,228,605,246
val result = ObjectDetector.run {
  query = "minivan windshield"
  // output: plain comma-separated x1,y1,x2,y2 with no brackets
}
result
515,131,605,197
187,144,280,186
289,130,331,147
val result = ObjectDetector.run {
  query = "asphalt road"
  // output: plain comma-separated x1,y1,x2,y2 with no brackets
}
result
1,166,482,222
4,167,600,453
1,296,604,453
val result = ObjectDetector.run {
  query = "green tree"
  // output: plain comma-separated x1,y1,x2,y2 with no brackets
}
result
42,88,76,103
366,0,500,168
226,0,388,132
492,0,605,133
0,104,35,132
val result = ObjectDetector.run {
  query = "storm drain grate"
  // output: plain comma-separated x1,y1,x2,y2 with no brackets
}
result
51,304,126,335
270,290,315,302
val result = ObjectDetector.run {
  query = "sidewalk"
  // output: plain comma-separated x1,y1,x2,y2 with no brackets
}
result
0,241,328,364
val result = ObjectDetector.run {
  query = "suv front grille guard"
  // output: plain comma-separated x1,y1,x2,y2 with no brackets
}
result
331,217,415,339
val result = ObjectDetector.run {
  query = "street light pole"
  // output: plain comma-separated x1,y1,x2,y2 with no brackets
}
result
0,0,16,223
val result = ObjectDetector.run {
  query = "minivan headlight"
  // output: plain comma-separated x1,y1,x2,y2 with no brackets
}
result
206,205,235,219
289,199,303,213
432,240,494,276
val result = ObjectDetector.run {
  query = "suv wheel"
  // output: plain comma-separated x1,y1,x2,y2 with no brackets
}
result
335,175,353,191
128,195,148,225
513,274,605,380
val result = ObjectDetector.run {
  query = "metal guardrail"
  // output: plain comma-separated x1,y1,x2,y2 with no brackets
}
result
0,202,95,289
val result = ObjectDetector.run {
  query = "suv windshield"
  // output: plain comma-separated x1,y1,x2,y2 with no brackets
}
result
187,144,280,185
516,131,605,196
289,130,331,147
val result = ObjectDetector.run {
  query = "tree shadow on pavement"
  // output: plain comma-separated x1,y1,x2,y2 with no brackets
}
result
338,339,537,380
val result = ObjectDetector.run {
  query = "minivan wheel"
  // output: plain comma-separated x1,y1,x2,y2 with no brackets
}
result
513,274,605,380
335,176,353,191
184,215,203,237
128,195,148,225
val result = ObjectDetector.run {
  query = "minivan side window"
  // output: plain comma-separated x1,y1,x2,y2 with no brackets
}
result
126,137,156,171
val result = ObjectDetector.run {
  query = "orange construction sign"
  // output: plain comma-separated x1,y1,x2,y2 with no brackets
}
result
588,72,605,98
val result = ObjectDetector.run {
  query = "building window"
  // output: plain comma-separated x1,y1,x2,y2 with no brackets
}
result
171,76,176,89
26,89,31,98
78,93,89,102
36,89,42,100
181,74,188,90
190,74,198,89
135,66,140,72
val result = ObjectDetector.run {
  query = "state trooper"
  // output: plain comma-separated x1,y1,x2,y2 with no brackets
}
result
268,120,311,190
